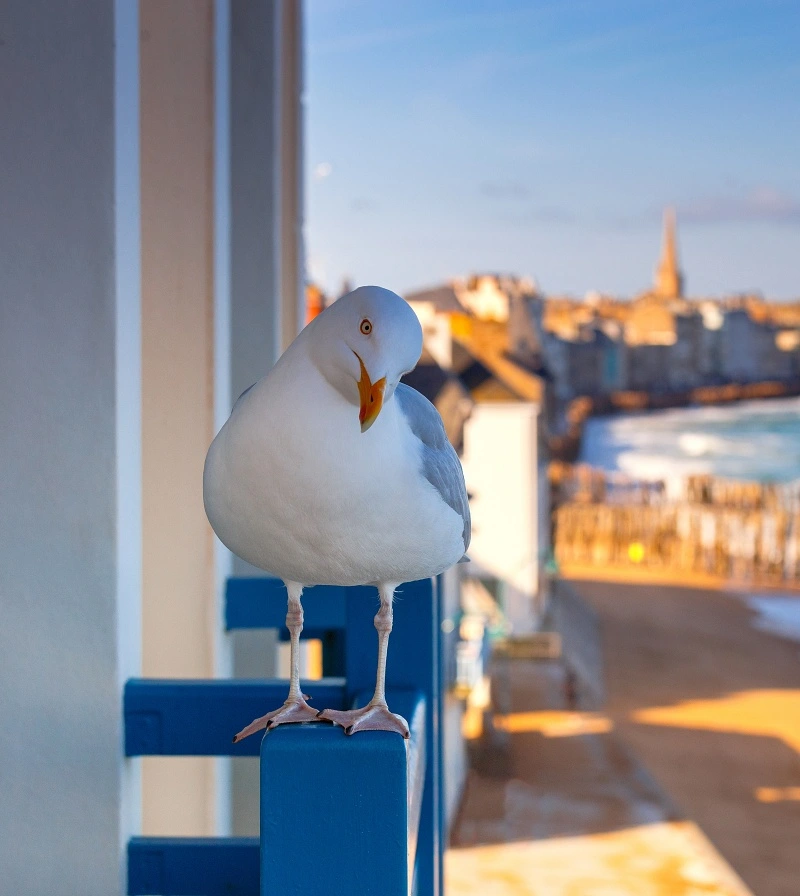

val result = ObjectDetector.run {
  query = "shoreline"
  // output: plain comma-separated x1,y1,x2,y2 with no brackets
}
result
557,565,800,594
589,378,800,418
550,379,800,463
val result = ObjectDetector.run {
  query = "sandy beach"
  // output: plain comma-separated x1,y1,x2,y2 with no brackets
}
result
559,562,800,594
569,579,800,896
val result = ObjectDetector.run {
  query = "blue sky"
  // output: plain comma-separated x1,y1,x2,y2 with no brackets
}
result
305,0,800,300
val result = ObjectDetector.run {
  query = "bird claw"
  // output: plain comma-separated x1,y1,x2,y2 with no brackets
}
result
232,697,320,743
318,704,410,738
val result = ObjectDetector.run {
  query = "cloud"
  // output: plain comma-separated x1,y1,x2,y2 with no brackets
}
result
309,6,563,55
530,206,576,224
350,197,376,213
604,188,800,232
313,162,333,181
496,205,577,226
480,181,531,200
479,182,576,222
679,187,800,226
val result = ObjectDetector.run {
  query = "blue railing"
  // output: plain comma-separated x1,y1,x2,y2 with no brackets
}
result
125,576,444,896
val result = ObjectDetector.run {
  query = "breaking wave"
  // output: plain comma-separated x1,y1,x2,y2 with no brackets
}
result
581,395,800,484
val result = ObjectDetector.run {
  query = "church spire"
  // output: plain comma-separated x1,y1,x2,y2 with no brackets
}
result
654,207,684,298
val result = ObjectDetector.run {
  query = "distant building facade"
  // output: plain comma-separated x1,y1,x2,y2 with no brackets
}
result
532,210,800,400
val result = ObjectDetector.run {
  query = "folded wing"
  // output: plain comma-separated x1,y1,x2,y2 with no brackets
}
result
394,383,471,552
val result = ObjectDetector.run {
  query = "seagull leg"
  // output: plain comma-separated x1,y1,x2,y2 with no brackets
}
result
318,582,409,738
232,581,319,743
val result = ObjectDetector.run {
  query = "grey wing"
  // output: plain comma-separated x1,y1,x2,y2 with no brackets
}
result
394,383,471,551
232,383,255,412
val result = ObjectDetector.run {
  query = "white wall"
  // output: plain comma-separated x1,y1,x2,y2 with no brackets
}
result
0,0,306,881
0,2,141,892
461,403,542,633
409,300,454,369
228,0,306,835
139,0,222,838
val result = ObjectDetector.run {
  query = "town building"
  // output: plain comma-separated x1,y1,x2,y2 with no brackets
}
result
406,281,551,633
654,206,684,299
534,210,800,400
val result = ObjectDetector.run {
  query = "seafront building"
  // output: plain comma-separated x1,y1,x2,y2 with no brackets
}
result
301,212,800,636
544,211,800,398
359,209,800,410
406,283,551,634
302,212,800,622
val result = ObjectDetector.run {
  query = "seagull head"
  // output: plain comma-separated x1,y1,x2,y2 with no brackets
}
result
307,285,422,432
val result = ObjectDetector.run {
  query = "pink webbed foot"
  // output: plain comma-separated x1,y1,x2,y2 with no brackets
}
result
232,697,320,743
318,703,410,738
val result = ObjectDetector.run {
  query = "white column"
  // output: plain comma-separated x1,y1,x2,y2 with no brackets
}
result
0,2,141,892
138,0,218,837
228,0,305,835
279,0,307,350
115,0,144,877
213,0,234,836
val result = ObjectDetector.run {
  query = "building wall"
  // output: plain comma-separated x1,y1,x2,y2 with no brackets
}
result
139,0,220,837
721,310,762,382
627,343,672,392
541,334,571,400
278,0,306,350
0,2,140,892
461,403,541,633
758,327,792,380
230,1,282,386
456,276,511,322
228,0,306,835
0,0,305,882
137,0,305,839
698,303,724,381
566,337,604,397
669,312,704,391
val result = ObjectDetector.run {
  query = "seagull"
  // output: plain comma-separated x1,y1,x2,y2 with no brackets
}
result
204,285,470,740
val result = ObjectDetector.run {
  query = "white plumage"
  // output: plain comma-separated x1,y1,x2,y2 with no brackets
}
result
204,285,470,740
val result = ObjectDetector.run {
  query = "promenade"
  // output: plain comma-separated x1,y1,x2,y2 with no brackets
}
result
447,578,800,894
445,636,753,895
569,580,800,896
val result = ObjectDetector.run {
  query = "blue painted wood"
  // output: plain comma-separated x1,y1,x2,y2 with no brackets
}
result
433,574,446,893
403,695,427,885
128,837,258,896
125,576,444,895
342,579,443,896
225,577,346,630
260,691,426,896
321,628,346,677
124,678,346,756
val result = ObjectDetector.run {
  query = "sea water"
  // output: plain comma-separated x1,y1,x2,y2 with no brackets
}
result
581,395,800,643
581,395,800,485
747,595,800,645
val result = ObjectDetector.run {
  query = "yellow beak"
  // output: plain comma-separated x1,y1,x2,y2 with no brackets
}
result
354,352,386,433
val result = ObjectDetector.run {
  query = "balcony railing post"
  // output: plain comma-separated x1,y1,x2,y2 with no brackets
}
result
260,725,410,896
344,578,443,895
126,576,444,895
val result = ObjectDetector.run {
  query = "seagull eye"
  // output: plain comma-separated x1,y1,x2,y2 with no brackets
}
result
360,318,373,335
